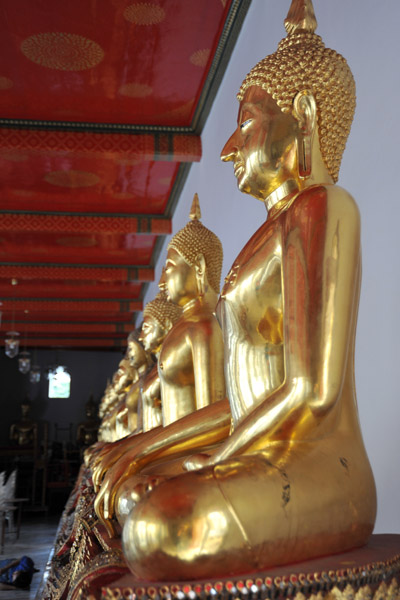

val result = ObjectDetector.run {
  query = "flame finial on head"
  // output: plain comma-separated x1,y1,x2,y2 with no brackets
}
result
284,0,317,35
189,193,201,221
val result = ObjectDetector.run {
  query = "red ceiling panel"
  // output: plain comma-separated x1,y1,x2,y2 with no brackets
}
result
0,230,158,265
0,0,232,126
0,280,142,300
1,311,135,323
0,147,181,215
0,264,154,282
0,0,250,349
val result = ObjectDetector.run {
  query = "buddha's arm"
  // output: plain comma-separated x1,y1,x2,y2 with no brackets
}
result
189,187,361,467
142,372,162,431
92,428,152,490
191,324,225,409
95,398,231,530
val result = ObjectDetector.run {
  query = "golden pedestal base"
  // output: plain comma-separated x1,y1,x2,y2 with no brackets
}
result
98,535,400,600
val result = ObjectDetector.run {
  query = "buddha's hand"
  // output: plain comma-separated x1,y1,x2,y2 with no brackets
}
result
183,452,212,471
92,442,130,491
94,455,142,533
83,441,106,467
92,452,117,491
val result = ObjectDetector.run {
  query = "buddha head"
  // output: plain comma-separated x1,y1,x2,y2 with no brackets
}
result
139,291,182,353
221,0,355,200
165,194,223,306
126,328,148,370
113,357,132,393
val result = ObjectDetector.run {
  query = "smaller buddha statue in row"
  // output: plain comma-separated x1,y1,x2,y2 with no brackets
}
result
114,329,154,439
140,290,182,432
94,195,230,532
89,291,179,483
97,356,137,443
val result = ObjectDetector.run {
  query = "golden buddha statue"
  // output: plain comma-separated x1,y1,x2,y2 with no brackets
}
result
90,292,179,484
113,329,154,439
9,396,38,447
98,357,136,443
140,291,182,432
76,394,99,448
122,0,376,581
93,195,229,532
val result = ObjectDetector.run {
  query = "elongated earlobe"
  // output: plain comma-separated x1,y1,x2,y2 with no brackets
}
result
194,254,206,297
293,91,317,178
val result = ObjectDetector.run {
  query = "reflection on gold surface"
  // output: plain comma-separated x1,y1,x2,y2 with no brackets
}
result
0,76,13,90
21,33,104,71
44,170,100,188
123,3,166,25
190,49,210,68
119,82,153,98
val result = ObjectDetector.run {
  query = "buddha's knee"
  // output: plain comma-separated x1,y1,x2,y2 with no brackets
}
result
116,474,167,525
122,468,252,581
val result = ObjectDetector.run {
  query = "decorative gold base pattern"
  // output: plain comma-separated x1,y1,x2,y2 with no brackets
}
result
101,537,400,600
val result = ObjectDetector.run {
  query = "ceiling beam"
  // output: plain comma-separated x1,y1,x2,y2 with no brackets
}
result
0,299,142,312
0,264,154,282
0,127,201,163
0,338,125,349
0,213,171,235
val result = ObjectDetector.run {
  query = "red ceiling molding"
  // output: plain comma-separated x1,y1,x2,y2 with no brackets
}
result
7,331,127,340
1,322,131,334
0,213,171,235
0,265,154,282
0,338,125,349
0,281,141,300
1,299,142,312
0,128,202,163
0,311,135,323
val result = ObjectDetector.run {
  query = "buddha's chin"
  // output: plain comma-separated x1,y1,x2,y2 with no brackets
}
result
237,177,265,201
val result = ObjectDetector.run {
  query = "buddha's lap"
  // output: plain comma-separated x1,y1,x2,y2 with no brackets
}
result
123,439,376,578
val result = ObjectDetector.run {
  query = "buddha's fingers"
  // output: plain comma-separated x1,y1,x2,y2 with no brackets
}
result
92,469,102,492
183,452,212,471
94,487,118,538
103,516,118,538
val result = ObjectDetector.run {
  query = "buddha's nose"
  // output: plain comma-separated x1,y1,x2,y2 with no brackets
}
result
221,131,238,162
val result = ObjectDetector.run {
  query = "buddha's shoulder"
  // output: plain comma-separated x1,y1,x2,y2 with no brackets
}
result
290,184,359,222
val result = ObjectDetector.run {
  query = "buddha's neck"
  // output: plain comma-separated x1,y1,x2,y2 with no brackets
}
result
183,289,218,316
138,362,149,377
264,134,334,218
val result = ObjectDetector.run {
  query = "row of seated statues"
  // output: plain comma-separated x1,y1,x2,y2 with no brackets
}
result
44,1,379,597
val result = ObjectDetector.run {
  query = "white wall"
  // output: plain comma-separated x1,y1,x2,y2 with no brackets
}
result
145,0,400,534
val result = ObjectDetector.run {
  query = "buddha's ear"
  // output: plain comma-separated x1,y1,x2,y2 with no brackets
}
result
164,317,173,332
293,90,317,178
194,253,206,296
